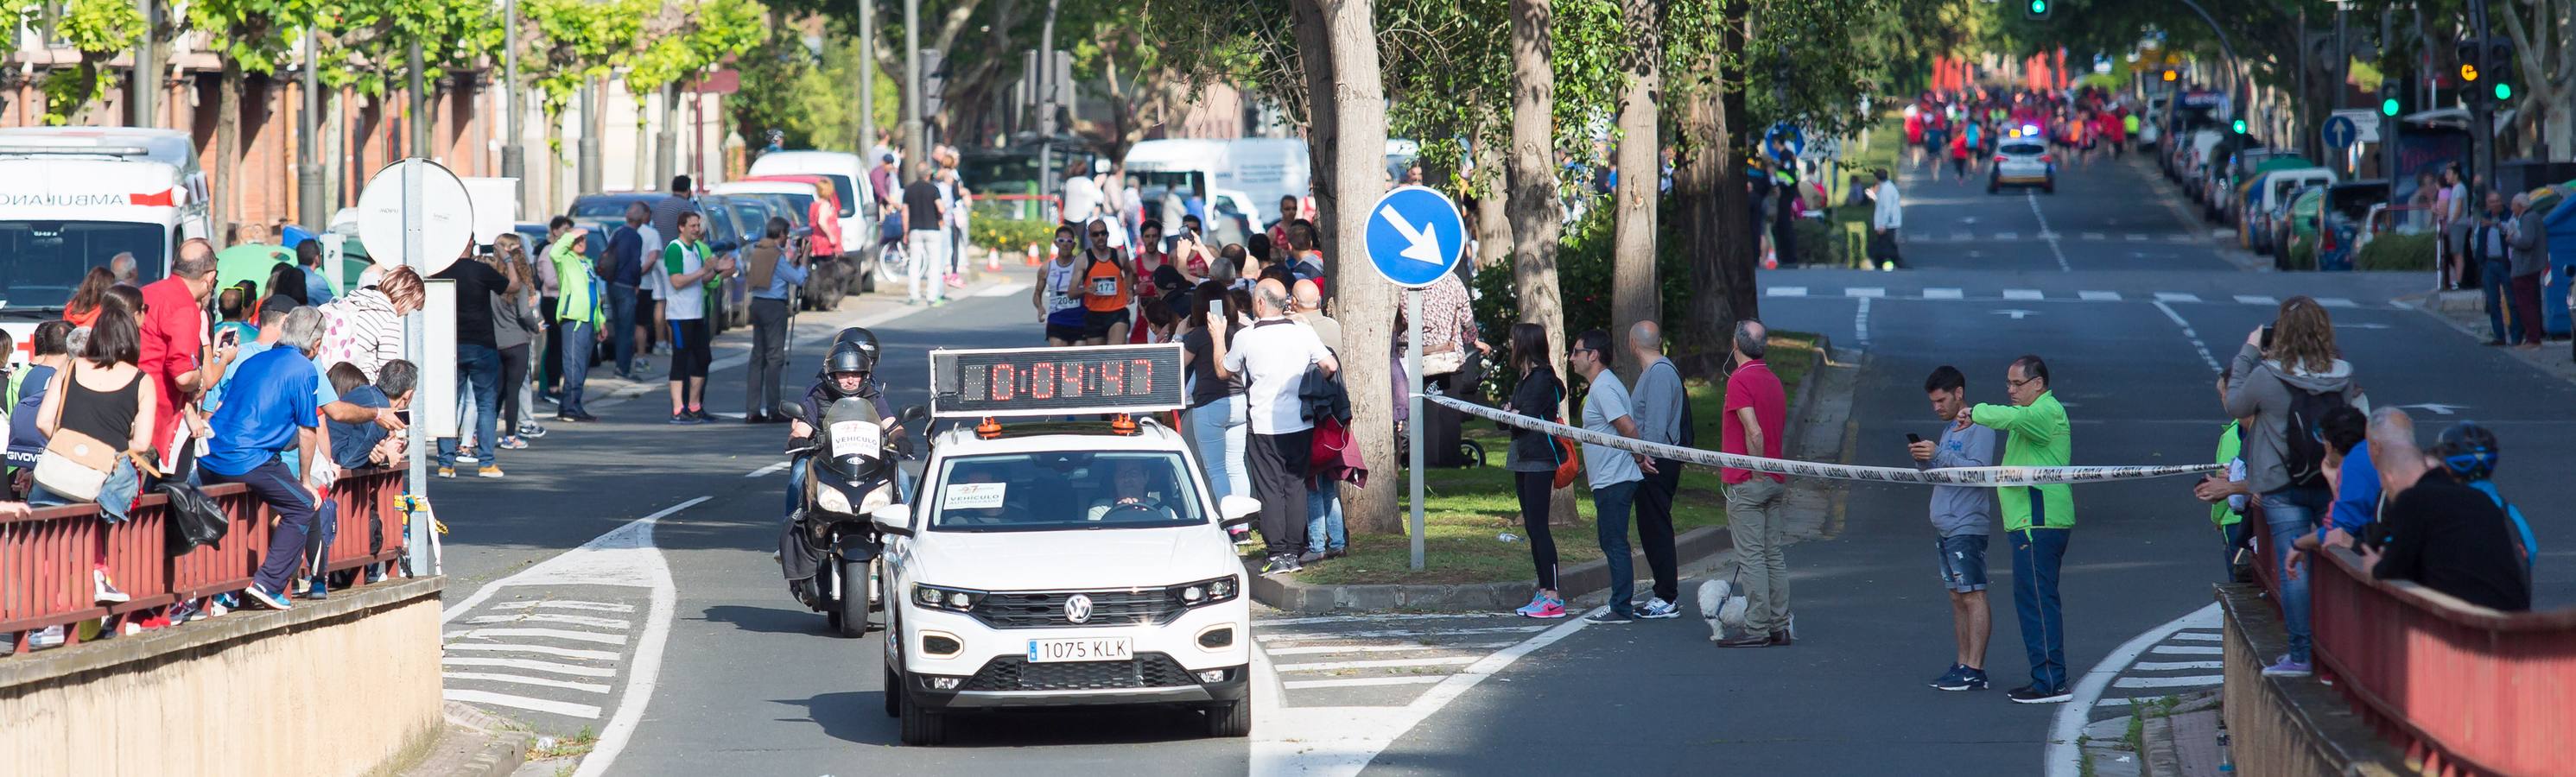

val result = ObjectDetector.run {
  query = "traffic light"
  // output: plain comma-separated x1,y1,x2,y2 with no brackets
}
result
2486,39,2517,102
2455,39,2485,102
2161,69,2179,82
2025,0,2049,20
2380,80,2402,117
2231,118,2248,134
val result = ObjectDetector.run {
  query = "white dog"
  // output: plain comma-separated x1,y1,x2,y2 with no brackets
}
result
1697,578,1749,641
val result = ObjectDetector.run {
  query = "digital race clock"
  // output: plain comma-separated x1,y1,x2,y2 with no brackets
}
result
930,344,1188,418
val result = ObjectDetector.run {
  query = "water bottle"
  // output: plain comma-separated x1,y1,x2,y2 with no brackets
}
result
1497,532,1520,543
2216,724,2235,773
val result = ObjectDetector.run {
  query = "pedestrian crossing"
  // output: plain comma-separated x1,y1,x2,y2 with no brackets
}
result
441,591,644,722
2087,625,2225,720
1763,286,2370,308
1900,231,2199,244
1257,612,1546,706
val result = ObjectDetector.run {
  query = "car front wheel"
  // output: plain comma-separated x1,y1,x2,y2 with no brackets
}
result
1206,698,1253,738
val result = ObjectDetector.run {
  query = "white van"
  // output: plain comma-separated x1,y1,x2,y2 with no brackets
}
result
1123,139,1311,234
748,150,882,294
0,129,210,362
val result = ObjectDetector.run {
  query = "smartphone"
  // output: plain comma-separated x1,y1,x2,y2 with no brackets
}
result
1905,433,1924,445
216,328,241,349
2258,323,2275,350
1207,299,1224,320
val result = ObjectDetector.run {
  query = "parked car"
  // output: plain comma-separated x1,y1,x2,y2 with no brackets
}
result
565,193,663,261
2242,167,2336,255
2315,180,2390,270
2209,147,2287,223
746,150,881,296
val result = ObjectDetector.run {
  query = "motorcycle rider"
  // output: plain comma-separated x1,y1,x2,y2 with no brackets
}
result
779,328,906,602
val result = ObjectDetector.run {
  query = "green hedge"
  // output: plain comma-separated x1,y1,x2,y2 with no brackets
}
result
2357,233,2437,271
971,218,1061,257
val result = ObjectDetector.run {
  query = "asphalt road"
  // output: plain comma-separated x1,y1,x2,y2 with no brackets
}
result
433,151,2576,776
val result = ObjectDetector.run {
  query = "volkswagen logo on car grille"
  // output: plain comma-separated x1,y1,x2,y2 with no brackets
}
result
1064,594,1093,624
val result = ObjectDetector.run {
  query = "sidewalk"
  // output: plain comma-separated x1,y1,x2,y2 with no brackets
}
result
2402,287,2576,385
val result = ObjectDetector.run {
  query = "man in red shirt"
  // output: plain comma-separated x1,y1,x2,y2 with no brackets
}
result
1716,318,1794,648
141,239,221,465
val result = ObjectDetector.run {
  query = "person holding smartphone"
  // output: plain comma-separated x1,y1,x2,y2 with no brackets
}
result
1913,366,1999,692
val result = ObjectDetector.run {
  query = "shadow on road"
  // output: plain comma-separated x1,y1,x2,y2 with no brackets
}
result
782,692,1223,749
700,603,853,635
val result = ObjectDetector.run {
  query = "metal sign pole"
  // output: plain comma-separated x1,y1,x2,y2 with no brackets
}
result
403,161,433,576
1406,288,1425,571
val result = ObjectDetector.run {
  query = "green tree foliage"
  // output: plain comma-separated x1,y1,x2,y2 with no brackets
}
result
627,0,767,101
317,0,505,98
36,0,148,124
520,0,650,117
731,36,891,152
1745,0,1895,139
185,0,323,76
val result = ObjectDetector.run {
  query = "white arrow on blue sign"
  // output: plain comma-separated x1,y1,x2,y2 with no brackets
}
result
2320,115,2358,148
1364,185,1466,288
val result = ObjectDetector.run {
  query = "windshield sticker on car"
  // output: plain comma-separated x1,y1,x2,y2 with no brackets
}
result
944,482,1007,509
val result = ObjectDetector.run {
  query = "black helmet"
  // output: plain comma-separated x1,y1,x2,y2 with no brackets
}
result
2433,421,2500,481
826,340,875,376
831,327,880,367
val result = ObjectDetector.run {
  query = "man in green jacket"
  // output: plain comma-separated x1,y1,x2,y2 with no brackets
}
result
1964,354,2074,704
549,230,608,422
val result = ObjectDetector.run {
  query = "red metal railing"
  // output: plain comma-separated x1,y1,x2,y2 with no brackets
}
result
1,468,409,654
2239,496,2574,775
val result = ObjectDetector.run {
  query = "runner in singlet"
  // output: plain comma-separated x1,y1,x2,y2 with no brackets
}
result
1032,224,1088,346
1075,218,1133,345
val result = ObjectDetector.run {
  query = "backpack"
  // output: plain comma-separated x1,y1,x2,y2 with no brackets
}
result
2279,384,2346,490
2465,479,2538,580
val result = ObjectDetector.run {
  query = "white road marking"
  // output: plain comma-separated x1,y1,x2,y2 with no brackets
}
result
2026,192,2072,271
1995,231,2020,240
467,613,635,629
2154,292,2201,303
2317,297,2357,308
1263,641,1517,656
1854,297,1873,349
2234,294,2278,306
436,495,704,777
1256,625,1550,642
2126,233,2149,241
1843,287,1886,298
2046,603,2220,777
2150,645,2224,655
441,642,622,661
443,672,614,694
2004,288,2045,300
442,656,619,677
444,628,629,646
1767,286,1808,297
493,600,638,613
2078,290,2121,301
1923,287,1964,300
2129,660,2224,671
1254,608,1603,777
2152,301,2224,372
972,282,1032,298
2113,674,2225,689
1273,656,1484,673
745,461,791,477
2167,631,2221,641
1281,676,1448,691
443,689,601,720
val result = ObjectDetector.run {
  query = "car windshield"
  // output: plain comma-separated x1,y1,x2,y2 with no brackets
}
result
0,220,164,308
930,452,1205,532
730,202,771,240
765,193,815,223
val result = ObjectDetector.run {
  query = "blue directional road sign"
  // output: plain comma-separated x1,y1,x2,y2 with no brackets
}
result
1364,185,1466,288
2321,115,2358,148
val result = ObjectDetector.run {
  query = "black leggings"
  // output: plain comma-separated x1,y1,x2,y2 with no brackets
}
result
498,344,530,433
1516,470,1558,591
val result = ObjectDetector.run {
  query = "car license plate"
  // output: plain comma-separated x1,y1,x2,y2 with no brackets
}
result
1027,636,1133,663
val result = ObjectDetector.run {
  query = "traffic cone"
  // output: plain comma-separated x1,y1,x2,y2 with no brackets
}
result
1026,243,1041,266
987,244,1003,272
1761,246,1779,270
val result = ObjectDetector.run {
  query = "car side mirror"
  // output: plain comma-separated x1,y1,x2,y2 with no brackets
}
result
777,402,809,423
1218,495,1260,528
872,504,913,537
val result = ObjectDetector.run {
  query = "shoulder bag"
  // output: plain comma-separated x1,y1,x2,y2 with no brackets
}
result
32,363,116,502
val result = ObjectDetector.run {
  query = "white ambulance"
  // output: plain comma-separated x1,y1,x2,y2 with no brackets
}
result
0,128,210,362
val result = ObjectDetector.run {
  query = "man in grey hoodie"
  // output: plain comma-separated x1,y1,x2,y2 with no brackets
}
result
1913,365,1999,692
2222,296,2368,679
2505,191,2549,350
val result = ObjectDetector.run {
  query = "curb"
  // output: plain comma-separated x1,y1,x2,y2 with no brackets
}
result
394,702,532,777
1251,334,1842,614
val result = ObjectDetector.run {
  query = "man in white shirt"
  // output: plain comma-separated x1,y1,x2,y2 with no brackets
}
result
1210,278,1340,575
1870,168,1904,270
1061,159,1106,237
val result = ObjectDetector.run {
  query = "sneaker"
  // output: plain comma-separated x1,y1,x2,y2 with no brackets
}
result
1932,666,1990,692
2262,655,2313,678
206,597,232,617
168,601,200,623
1635,597,1682,619
301,578,329,600
498,437,530,450
31,624,66,648
1298,551,1326,564
518,423,549,439
689,408,718,421
94,569,130,603
2007,683,2072,704
455,452,479,463
436,467,456,479
905,298,923,306
1259,554,1303,576
240,584,292,611
1514,593,1568,619
1325,548,1348,559
477,465,505,478
1714,632,1773,648
669,412,703,425
1585,610,1637,625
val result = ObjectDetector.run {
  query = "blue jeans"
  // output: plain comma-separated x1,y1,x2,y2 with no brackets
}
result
1592,479,1640,616
1189,395,1248,501
438,344,503,470
28,457,141,522
784,453,809,524
606,284,639,376
2483,259,2522,344
1304,478,1344,555
2262,486,2329,664
204,457,319,596
558,322,596,416
2009,527,2072,690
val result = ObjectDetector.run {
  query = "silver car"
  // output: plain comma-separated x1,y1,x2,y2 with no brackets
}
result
1988,140,2055,194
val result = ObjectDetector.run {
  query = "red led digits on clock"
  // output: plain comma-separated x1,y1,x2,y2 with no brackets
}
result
1131,358,1153,395
1030,362,1056,399
1101,358,1125,395
1060,361,1086,397
988,363,1016,401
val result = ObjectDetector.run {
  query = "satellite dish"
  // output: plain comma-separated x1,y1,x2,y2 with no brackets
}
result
354,158,475,276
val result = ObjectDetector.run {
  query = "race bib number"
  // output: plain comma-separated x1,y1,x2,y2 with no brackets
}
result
1090,276,1119,297
829,420,881,455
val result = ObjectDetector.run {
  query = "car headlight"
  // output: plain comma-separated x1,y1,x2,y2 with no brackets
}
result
815,483,853,514
1171,575,1241,608
912,584,982,612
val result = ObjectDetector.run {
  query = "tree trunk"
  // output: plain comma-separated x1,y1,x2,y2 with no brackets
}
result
1473,136,1513,268
216,62,241,244
1673,51,1755,376
1295,0,1398,534
1607,0,1662,381
1509,0,1580,527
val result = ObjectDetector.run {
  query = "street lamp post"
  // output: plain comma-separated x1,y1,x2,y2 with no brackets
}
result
503,0,526,218
300,24,325,231
1037,0,1058,212
859,0,876,155
901,0,923,184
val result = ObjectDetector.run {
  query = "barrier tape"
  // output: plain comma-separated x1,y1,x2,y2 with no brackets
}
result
1424,395,2219,488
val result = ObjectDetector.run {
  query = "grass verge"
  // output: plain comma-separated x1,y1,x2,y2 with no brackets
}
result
1291,332,1823,585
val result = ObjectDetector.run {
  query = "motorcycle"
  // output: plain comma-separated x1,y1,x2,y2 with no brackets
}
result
778,398,925,636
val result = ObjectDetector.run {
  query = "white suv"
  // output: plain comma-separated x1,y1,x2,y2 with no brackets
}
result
874,345,1257,746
